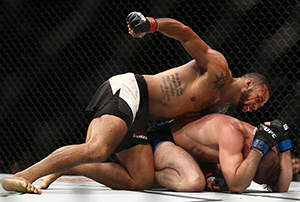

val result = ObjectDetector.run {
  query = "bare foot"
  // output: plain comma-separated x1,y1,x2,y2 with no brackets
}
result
38,173,62,189
2,177,42,194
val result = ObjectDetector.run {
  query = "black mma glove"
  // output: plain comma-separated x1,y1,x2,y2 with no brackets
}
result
214,175,229,191
270,119,292,152
251,123,283,155
205,173,229,191
127,11,158,34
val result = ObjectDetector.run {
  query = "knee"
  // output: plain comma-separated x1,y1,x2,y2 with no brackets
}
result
128,172,155,191
176,176,206,192
85,142,112,163
138,173,155,190
186,177,206,192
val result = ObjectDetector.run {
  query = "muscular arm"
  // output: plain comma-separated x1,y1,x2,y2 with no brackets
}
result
156,18,227,72
127,13,228,73
219,126,263,193
272,150,293,192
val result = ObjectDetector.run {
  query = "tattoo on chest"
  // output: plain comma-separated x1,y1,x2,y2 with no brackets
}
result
212,72,229,92
160,73,184,101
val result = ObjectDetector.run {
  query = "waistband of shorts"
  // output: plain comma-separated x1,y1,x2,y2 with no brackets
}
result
135,74,149,111
152,140,164,154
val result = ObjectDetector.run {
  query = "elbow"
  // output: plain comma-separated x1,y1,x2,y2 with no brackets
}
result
181,25,193,33
229,186,245,194
228,182,248,194
226,178,251,194
275,186,289,193
179,25,196,42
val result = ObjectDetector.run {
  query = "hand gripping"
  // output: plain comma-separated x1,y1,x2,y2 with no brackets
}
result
251,123,282,155
270,119,292,152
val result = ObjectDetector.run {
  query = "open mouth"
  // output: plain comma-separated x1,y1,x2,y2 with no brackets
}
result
243,105,252,112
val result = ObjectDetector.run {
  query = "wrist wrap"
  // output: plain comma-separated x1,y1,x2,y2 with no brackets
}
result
278,139,292,152
251,139,269,155
146,17,158,33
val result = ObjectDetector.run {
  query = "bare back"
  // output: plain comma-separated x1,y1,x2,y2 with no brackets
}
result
170,114,255,163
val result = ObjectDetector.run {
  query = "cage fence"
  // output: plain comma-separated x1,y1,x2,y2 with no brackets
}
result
0,0,299,174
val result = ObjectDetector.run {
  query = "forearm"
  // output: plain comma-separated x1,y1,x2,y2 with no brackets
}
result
227,150,262,193
274,151,293,192
156,18,195,43
127,12,212,66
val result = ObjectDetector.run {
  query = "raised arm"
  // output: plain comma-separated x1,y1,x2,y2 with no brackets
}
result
126,11,227,72
155,18,211,65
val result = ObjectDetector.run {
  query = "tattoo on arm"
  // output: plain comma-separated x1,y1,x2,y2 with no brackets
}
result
212,72,229,92
160,73,184,101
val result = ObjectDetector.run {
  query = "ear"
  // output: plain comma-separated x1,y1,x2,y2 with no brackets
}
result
245,78,254,89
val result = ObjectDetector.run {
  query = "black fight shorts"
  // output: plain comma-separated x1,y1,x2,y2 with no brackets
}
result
147,121,175,153
85,73,150,153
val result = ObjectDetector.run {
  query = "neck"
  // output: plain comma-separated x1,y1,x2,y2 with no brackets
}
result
220,78,243,105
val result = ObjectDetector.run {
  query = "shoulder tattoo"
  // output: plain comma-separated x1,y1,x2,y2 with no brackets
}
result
212,72,230,92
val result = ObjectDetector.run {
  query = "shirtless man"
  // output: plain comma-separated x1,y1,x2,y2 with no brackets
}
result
150,114,293,193
30,115,289,194
2,11,270,193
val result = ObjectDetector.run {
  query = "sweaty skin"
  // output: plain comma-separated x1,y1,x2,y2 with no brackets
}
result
38,114,292,193
154,113,292,193
2,17,270,194
144,59,232,119
171,114,254,163
131,18,269,120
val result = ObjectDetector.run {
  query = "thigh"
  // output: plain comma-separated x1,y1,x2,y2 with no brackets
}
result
154,141,204,178
117,144,155,188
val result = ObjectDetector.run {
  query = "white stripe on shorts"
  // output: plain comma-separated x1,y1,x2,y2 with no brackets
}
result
108,73,140,124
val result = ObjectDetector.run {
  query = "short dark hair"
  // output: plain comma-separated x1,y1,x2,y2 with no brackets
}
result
241,72,271,95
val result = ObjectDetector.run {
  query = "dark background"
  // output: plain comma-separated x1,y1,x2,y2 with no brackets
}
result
0,0,299,173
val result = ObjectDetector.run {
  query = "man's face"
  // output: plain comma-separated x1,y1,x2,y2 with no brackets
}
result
236,85,269,112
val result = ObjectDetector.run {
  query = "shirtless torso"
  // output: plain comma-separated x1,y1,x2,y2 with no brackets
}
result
145,52,232,120
153,113,291,193
1,12,272,195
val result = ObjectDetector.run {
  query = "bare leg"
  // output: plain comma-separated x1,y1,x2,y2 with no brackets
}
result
154,141,206,192
2,115,128,193
39,144,154,190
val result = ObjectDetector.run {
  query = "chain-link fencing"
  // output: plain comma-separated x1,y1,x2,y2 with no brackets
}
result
0,0,299,174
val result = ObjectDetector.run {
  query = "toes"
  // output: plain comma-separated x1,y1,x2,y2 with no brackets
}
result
38,182,48,190
36,188,42,194
26,184,42,194
26,184,34,193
